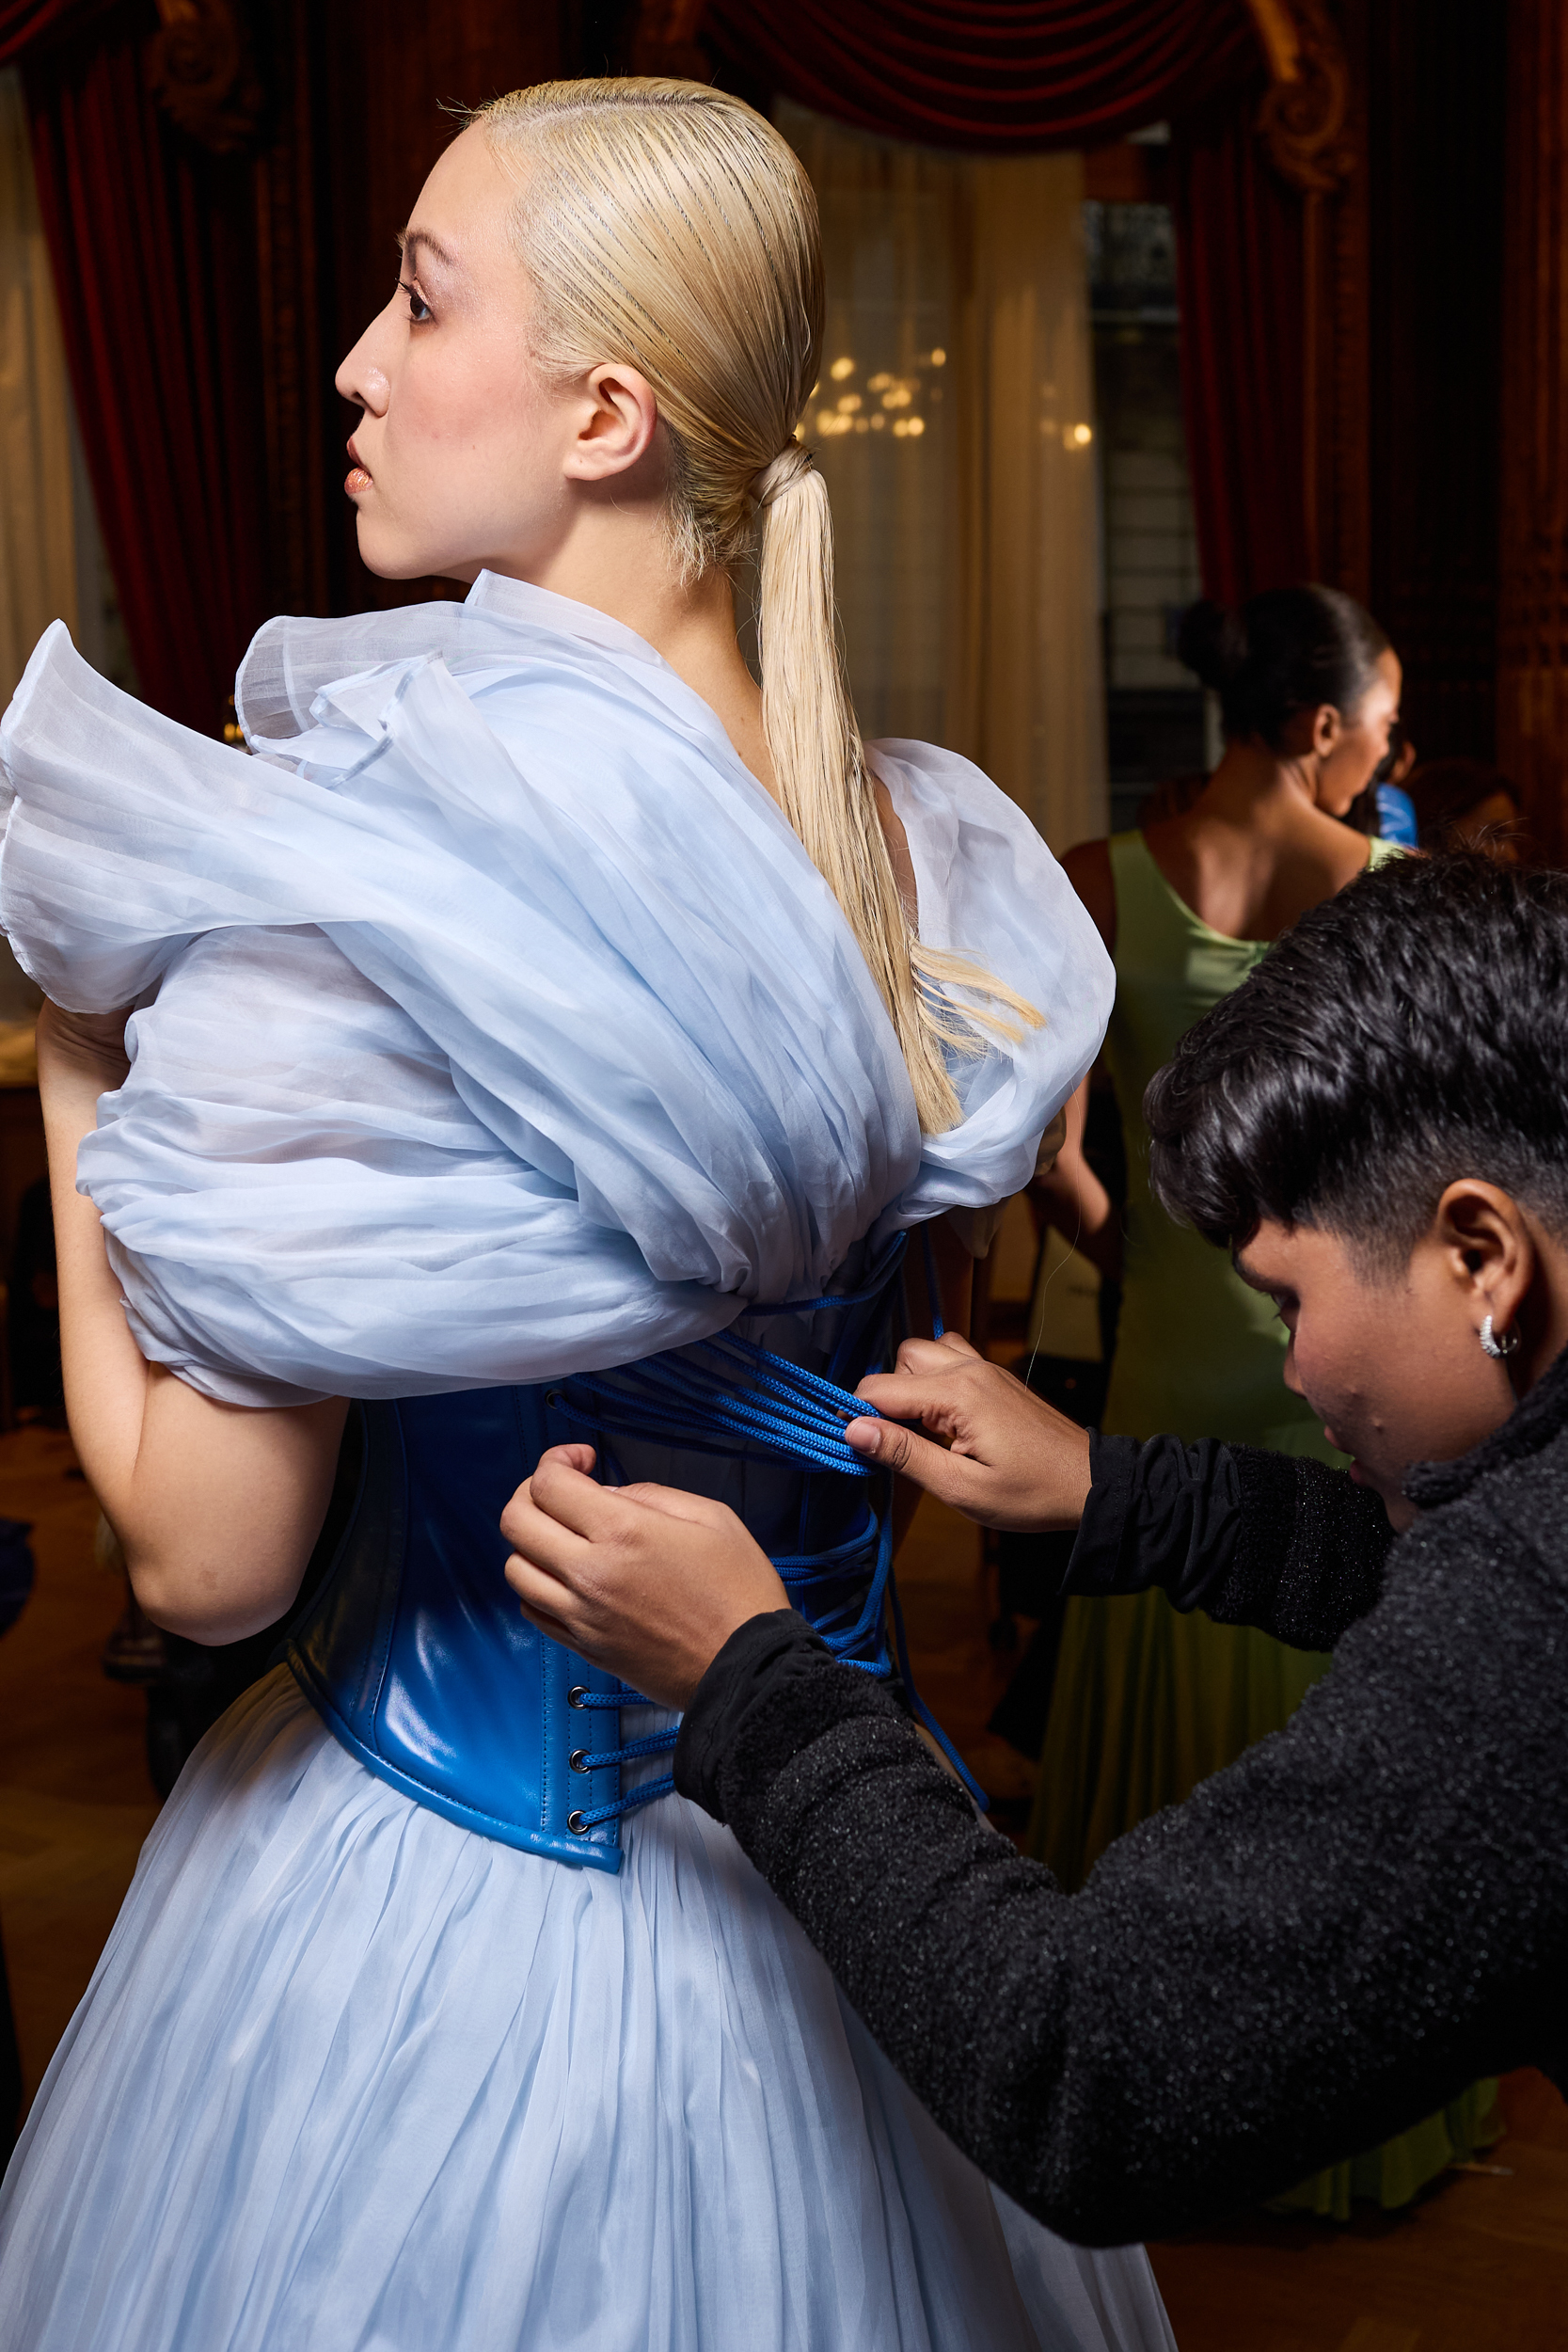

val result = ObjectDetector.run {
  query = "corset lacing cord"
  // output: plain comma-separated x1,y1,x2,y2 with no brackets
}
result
555,1225,986,1836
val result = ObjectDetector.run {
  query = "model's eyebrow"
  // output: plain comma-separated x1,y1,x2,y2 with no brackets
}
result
397,227,460,273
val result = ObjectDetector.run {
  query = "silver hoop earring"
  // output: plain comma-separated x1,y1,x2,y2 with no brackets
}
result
1480,1313,1520,1360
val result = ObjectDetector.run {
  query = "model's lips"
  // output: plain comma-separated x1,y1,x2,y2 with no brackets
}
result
345,437,372,495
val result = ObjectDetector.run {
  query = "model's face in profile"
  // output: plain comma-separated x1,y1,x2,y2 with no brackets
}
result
1294,648,1403,818
335,127,546,582
1236,1193,1525,1531
334,127,663,586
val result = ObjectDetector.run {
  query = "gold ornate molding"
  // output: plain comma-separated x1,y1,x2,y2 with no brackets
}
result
1245,0,1354,194
146,0,266,156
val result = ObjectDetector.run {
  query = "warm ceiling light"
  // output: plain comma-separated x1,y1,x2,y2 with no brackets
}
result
829,356,856,380
1071,421,1093,446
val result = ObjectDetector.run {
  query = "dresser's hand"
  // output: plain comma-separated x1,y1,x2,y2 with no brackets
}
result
501,1446,789,1708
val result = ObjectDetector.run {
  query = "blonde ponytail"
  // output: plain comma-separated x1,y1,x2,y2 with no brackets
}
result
476,78,1041,1133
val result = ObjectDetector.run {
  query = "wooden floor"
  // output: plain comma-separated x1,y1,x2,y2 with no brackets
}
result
0,1424,158,2113
3,1419,1566,2345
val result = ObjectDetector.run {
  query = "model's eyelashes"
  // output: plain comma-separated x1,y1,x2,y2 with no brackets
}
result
400,279,433,326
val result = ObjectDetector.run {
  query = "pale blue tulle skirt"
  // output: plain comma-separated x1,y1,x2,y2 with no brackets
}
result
0,1670,1174,2352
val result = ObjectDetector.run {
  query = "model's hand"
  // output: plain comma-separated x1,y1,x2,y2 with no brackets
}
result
846,1333,1092,1531
500,1445,791,1709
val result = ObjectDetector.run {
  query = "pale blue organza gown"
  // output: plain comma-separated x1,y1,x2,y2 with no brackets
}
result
0,575,1174,2352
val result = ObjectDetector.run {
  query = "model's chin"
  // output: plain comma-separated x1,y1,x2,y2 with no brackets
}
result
351,509,449,583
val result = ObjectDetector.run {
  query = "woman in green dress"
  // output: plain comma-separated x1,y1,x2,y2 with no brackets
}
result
1030,585,1497,2217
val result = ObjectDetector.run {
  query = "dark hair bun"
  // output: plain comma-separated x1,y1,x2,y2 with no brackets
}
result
1176,599,1246,691
1176,584,1391,753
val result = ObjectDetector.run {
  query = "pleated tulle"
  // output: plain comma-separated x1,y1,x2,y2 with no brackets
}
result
0,1673,1173,2352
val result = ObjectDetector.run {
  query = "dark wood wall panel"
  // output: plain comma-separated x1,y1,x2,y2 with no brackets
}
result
1363,0,1507,766
1497,0,1568,861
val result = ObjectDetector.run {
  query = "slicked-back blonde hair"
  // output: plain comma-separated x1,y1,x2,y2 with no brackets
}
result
474,77,1039,1131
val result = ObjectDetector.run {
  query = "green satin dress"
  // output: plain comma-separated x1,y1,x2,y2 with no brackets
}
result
1027,829,1497,2218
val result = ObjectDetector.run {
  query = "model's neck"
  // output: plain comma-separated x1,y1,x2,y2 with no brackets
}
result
486,515,773,800
1198,738,1327,825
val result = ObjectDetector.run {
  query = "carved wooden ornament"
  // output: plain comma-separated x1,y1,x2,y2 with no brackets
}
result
1247,0,1354,195
146,0,266,157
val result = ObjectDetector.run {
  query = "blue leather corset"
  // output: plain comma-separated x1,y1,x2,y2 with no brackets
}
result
287,1253,911,1874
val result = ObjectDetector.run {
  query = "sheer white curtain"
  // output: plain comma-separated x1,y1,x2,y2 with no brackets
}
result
779,102,1106,852
0,69,75,714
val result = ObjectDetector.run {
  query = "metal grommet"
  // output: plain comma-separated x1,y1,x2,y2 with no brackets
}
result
567,1809,589,1835
546,1390,562,1409
567,1685,587,1708
569,1748,590,1773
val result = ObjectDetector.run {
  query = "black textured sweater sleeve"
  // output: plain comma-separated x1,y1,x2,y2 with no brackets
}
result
675,1470,1568,2246
1064,1432,1393,1647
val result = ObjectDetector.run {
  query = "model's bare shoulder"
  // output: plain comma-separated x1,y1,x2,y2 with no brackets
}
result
1060,837,1115,954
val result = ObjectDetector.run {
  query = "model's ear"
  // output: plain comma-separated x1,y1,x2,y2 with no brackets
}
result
563,362,662,486
1307,701,1344,759
1432,1179,1535,1346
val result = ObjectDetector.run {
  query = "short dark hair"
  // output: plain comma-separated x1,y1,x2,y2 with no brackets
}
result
1177,585,1391,751
1146,854,1568,1263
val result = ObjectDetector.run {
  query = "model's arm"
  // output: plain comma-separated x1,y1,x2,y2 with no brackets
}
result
1028,1075,1120,1281
41,1004,347,1643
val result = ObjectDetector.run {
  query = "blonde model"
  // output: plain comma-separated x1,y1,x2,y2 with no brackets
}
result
0,84,1171,2352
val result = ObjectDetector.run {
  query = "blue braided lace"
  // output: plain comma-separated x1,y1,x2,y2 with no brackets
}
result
555,1228,987,1834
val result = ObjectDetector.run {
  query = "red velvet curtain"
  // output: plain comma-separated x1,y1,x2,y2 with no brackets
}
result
4,0,1300,723
1171,93,1309,602
0,0,107,62
704,0,1259,151
706,0,1306,606
8,1,268,733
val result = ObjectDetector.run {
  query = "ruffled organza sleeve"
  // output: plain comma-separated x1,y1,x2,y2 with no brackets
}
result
0,587,1111,1406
